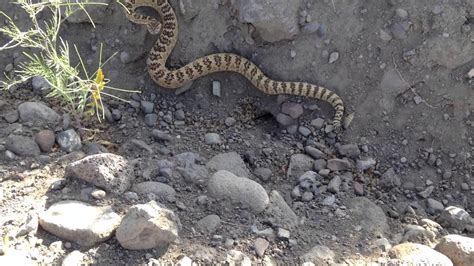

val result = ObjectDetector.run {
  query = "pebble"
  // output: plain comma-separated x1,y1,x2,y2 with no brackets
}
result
120,51,131,64
152,130,173,142
196,215,221,234
313,159,327,171
380,168,401,189
327,176,342,193
204,133,221,145
310,118,325,129
395,8,408,19
353,182,364,195
287,154,314,178
225,117,236,126
265,190,299,229
208,170,269,213
277,228,290,240
131,182,176,201
380,29,393,41
432,5,443,15
6,135,41,157
281,102,304,119
175,109,185,120
329,52,339,64
418,186,434,199
3,110,19,123
322,195,335,206
212,81,221,97
254,238,270,257
290,50,297,58
327,158,352,171
426,198,444,214
144,114,158,127
116,201,180,250
338,144,360,158
91,189,107,200
18,101,60,126
302,245,335,264
276,113,296,126
140,101,154,114
62,250,85,266
254,167,272,182
66,153,135,194
112,109,122,121
301,22,320,34
298,126,311,137
206,152,251,178
31,76,51,95
56,129,82,153
356,158,376,171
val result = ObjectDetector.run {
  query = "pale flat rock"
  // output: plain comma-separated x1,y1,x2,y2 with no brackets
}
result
207,170,269,213
39,200,121,247
389,243,453,266
65,153,135,194
435,234,474,266
62,250,85,266
116,201,180,250
206,152,251,177
302,245,335,264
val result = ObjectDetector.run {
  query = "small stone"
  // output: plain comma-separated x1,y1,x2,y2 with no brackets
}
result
16,212,39,237
140,101,154,114
388,243,452,265
254,167,272,182
3,110,19,123
311,118,325,129
327,176,341,193
353,182,364,195
380,29,393,41
91,189,106,200
276,113,296,126
175,109,185,120
112,109,122,121
329,52,339,64
120,51,131,64
31,76,51,95
116,201,180,250
281,102,304,119
301,191,314,201
313,159,327,171
208,170,269,213
432,5,443,15
287,154,314,178
18,101,60,126
62,250,85,266
196,215,221,234
212,81,221,97
302,245,335,264
322,195,335,206
35,130,56,152
467,68,474,79
254,238,270,257
438,206,473,232
206,152,251,178
6,135,40,157
338,144,360,158
391,22,409,39
298,126,311,137
225,117,236,126
132,182,176,201
144,114,158,127
56,129,82,153
290,50,297,58
426,198,444,214
327,158,352,171
356,158,377,171
301,22,320,34
395,8,408,19
152,130,173,142
265,190,299,229
277,228,290,240
380,168,401,189
418,186,434,199
204,133,221,145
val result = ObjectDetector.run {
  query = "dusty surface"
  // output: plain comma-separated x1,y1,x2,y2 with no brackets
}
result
0,0,473,265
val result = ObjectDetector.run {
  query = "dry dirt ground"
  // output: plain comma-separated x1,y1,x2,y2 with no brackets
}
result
0,0,473,265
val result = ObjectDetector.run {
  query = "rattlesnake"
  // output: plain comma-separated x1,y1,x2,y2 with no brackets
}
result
120,0,349,130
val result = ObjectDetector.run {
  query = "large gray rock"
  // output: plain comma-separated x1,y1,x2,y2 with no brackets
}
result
6,135,40,157
116,201,180,250
232,0,300,42
435,235,474,266
388,243,453,266
17,101,60,125
208,170,269,213
65,153,135,194
348,197,389,235
131,182,176,201
39,201,121,246
206,152,251,177
265,190,299,229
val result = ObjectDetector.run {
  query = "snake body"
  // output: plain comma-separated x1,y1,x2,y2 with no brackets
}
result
121,0,347,130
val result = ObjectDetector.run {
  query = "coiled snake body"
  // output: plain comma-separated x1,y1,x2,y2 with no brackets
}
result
121,0,348,130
